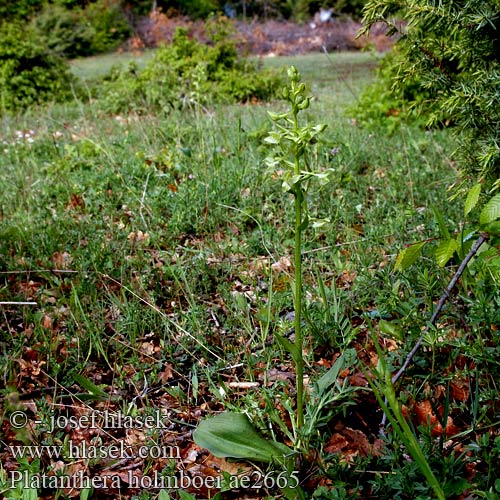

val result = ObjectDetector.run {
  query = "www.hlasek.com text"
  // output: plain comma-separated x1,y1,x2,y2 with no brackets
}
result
7,441,181,461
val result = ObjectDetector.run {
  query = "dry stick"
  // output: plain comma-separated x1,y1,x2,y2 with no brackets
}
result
381,233,489,430
0,270,77,274
0,301,38,305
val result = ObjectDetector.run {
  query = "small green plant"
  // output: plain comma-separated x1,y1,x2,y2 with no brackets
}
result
193,67,340,498
264,65,331,432
368,336,446,500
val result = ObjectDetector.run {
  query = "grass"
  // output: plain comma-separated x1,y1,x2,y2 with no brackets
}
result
70,49,157,80
0,50,499,500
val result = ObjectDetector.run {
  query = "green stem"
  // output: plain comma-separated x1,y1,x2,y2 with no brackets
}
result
294,156,304,431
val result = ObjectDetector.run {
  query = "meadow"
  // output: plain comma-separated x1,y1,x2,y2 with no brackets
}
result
1,50,499,499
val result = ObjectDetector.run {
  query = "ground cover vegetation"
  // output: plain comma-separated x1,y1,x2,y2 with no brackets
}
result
0,4,500,500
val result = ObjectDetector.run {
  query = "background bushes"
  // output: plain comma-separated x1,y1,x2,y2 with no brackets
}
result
29,0,132,58
0,22,74,111
96,25,283,113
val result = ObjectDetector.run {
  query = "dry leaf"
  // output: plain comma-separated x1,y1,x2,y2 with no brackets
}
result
52,251,72,268
271,256,292,273
41,314,53,330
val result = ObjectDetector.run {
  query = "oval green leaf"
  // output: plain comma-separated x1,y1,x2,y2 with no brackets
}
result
394,241,426,271
464,183,481,216
193,412,292,463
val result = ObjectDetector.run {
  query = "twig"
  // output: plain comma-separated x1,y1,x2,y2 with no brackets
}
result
0,301,38,305
139,171,151,230
380,233,488,430
0,269,77,274
392,233,488,385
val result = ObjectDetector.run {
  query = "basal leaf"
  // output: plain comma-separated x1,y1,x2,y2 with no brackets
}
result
193,412,292,463
480,193,500,225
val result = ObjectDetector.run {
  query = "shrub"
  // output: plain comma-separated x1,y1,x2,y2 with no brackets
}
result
83,0,132,54
29,4,94,58
359,0,500,185
96,23,283,113
29,0,131,58
175,0,221,19
0,22,74,112
0,0,43,22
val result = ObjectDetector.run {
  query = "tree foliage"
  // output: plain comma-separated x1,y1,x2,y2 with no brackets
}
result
0,22,74,111
360,0,500,186
29,0,132,57
0,0,368,23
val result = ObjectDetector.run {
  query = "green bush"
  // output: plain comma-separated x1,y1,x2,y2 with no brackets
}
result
29,0,131,58
0,0,43,21
29,4,94,58
96,24,283,113
175,0,221,19
83,0,132,54
0,22,74,112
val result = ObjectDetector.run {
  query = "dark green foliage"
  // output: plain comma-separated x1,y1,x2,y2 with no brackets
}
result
0,0,43,21
0,0,367,23
29,0,132,58
332,0,367,18
96,25,283,113
174,0,221,18
83,0,132,54
29,4,94,58
296,0,367,19
359,0,500,184
0,22,74,111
